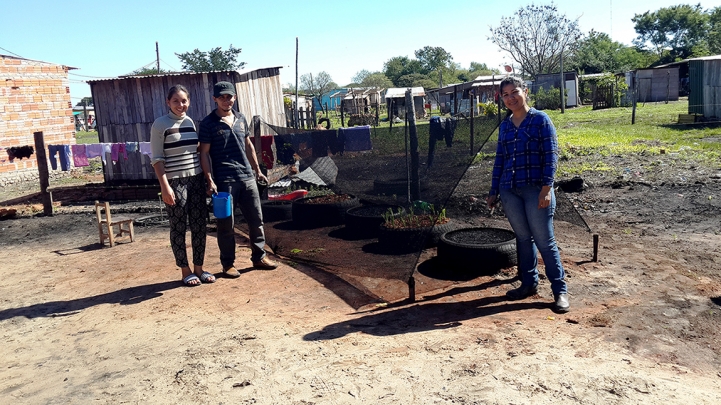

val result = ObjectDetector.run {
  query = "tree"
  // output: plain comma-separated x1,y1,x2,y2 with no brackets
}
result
489,3,582,78
175,44,246,72
710,7,721,54
352,70,372,84
414,46,453,87
75,97,93,107
397,73,436,89
632,4,711,63
128,67,172,76
568,30,653,73
300,71,335,108
383,56,424,86
358,72,393,89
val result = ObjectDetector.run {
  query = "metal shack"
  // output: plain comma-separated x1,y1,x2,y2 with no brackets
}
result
688,55,721,119
87,67,283,183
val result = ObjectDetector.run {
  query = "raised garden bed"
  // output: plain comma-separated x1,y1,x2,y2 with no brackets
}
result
437,227,517,277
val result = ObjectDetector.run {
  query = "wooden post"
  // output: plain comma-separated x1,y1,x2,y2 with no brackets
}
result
560,51,565,113
374,102,380,126
33,131,53,216
405,89,420,200
83,100,89,131
593,234,599,262
388,99,393,134
631,73,637,125
340,100,345,127
252,115,262,169
470,91,475,156
453,85,458,115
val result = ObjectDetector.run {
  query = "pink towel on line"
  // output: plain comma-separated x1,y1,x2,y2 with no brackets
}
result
71,144,89,167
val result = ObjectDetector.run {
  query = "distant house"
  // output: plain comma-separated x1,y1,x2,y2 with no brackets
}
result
533,72,581,107
312,88,348,112
632,67,679,103
87,67,284,183
427,76,502,115
385,87,426,119
0,55,76,182
342,87,384,115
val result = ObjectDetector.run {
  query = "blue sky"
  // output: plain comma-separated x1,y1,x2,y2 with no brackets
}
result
1,0,717,102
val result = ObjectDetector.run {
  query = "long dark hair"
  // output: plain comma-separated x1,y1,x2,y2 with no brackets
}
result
167,84,190,100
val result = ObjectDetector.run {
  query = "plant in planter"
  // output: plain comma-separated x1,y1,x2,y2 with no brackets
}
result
377,203,459,253
345,204,406,238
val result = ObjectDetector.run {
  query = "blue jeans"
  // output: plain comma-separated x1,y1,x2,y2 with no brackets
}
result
216,178,267,266
500,185,567,295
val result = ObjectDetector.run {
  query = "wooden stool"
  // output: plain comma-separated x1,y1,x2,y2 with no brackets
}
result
94,201,135,247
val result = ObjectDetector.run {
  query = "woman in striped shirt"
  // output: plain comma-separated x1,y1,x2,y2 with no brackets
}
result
487,76,569,313
151,85,215,286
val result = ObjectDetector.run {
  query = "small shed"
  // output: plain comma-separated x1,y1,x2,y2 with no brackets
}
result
0,55,76,183
533,72,581,107
384,87,426,119
688,55,721,119
342,87,384,115
633,67,679,103
88,67,284,182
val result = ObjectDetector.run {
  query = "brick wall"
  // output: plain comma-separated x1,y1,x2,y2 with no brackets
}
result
0,56,76,178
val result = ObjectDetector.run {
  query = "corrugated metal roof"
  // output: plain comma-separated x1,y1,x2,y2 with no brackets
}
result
471,80,503,87
384,87,425,98
87,66,283,83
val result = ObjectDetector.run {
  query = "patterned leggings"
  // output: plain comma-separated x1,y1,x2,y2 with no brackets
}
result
166,173,207,267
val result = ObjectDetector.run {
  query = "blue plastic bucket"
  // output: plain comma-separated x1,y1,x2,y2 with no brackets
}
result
212,192,232,219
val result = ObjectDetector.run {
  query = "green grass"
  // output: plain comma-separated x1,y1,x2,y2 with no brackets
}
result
75,130,99,144
544,100,721,176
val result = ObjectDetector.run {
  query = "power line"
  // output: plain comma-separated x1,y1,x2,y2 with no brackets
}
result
0,46,23,58
69,72,116,79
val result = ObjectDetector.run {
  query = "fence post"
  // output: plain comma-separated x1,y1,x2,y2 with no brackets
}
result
33,131,53,216
405,89,420,201
340,100,345,127
470,92,475,156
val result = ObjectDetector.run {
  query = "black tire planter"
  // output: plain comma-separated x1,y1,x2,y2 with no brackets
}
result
261,200,293,223
345,204,406,238
377,219,461,253
437,227,517,277
292,194,361,228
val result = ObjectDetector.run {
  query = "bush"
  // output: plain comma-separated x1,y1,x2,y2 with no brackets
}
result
480,101,498,116
532,86,564,111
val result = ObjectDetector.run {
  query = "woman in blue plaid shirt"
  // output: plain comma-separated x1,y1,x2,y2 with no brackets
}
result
487,76,569,313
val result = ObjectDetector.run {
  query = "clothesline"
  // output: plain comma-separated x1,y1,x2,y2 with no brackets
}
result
45,142,153,171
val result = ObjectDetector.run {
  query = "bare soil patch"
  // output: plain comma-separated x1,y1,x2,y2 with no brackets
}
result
1,152,720,403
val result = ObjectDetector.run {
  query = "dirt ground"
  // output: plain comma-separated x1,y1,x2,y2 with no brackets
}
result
1,150,721,404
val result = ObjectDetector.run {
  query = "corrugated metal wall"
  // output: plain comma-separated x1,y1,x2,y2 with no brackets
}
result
636,68,679,103
89,68,284,182
689,60,704,115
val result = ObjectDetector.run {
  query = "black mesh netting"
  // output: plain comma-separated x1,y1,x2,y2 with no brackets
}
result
238,110,590,305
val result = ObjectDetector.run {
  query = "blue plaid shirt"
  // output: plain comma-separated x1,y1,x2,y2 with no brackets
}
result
489,108,558,196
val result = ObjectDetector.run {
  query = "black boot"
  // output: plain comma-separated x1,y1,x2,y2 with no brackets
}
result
506,283,538,300
553,294,570,313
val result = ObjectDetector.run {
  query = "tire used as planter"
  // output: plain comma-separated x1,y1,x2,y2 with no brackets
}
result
437,227,517,277
261,200,293,223
292,194,361,228
345,204,405,238
377,219,461,253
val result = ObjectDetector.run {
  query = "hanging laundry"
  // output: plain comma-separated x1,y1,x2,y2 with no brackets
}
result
139,142,152,157
444,117,457,147
102,143,111,163
125,142,138,153
339,126,372,152
310,131,329,158
86,143,103,159
48,144,71,171
111,143,127,161
324,130,341,155
71,144,89,167
6,146,34,162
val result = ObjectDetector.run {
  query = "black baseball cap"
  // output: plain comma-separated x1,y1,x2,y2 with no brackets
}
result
213,81,236,97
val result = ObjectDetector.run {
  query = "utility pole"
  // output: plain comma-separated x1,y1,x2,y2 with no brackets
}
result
156,41,160,73
295,37,299,129
560,48,565,113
